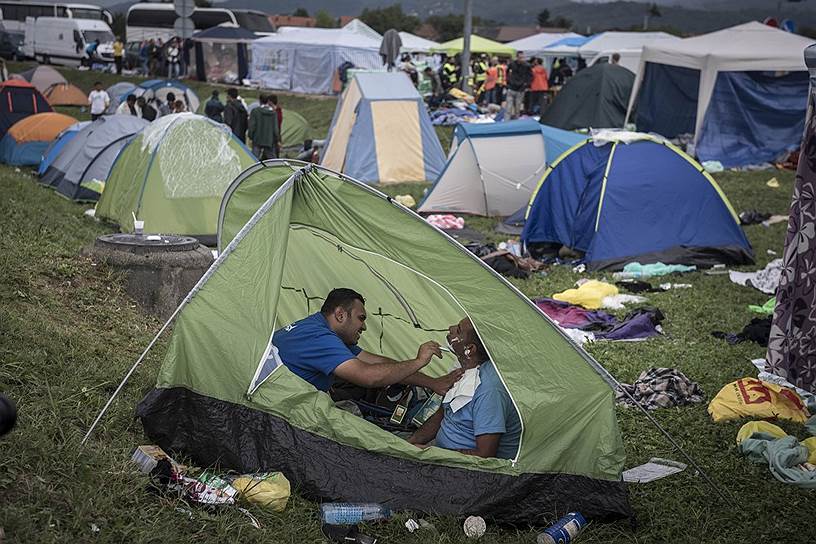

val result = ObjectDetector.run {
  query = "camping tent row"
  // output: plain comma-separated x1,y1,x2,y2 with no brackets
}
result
11,65,88,106
250,20,439,95
626,21,815,167
321,72,445,184
132,158,632,524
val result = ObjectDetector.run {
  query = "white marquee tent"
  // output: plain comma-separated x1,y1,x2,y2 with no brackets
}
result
250,20,383,94
399,31,439,54
506,32,582,57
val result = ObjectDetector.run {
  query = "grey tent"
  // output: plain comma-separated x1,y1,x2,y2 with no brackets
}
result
540,62,634,130
106,82,138,114
18,65,67,94
40,115,149,201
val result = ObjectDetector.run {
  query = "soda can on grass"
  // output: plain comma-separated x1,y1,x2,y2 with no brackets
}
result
537,512,587,544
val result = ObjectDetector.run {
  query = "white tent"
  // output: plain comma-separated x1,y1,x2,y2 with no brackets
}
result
578,31,679,60
507,32,582,57
588,49,643,74
625,22,814,143
250,20,383,94
398,31,439,54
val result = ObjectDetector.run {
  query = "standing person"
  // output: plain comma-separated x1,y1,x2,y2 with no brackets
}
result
113,36,124,76
137,97,157,121
423,66,444,108
147,39,158,76
87,81,109,121
223,87,248,143
248,94,280,160
139,40,149,76
483,58,498,106
441,55,458,91
506,51,531,119
116,94,141,116
167,38,181,79
204,90,225,123
529,57,549,115
269,94,283,156
496,57,507,105
473,54,488,102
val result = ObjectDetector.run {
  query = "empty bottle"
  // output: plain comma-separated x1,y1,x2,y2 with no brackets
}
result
537,512,587,544
320,503,392,525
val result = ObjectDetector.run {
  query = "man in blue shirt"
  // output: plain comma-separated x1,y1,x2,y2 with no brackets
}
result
408,317,521,459
273,288,463,396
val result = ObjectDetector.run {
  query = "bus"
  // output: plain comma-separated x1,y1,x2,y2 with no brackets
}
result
126,3,273,43
0,2,112,33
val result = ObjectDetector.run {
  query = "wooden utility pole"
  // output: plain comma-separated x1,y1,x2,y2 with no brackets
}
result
462,0,472,93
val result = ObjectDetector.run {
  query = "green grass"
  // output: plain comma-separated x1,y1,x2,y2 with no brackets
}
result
1,64,815,543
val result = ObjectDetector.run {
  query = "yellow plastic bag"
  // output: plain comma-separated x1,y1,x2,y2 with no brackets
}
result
553,280,618,309
232,472,291,512
802,437,816,464
736,421,788,445
708,378,810,423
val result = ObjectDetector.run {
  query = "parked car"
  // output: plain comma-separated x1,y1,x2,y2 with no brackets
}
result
0,31,24,61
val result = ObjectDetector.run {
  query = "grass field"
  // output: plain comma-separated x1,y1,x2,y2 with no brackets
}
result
1,64,814,543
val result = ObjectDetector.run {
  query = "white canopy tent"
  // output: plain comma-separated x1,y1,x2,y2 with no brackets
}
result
398,31,439,54
578,31,679,60
506,32,582,57
250,20,383,95
624,22,814,143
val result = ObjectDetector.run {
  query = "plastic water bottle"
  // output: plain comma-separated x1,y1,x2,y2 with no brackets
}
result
320,503,392,525
537,512,587,544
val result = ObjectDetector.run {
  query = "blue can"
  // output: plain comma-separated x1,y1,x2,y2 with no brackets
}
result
537,512,587,544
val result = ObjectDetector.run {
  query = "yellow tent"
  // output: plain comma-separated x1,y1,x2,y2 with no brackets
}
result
431,35,516,56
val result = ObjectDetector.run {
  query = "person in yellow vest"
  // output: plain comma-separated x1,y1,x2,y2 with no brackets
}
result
441,55,459,91
473,54,488,103
496,58,508,105
113,36,124,76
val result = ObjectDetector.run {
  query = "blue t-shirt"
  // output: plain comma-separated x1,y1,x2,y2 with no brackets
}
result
435,361,522,459
273,313,362,392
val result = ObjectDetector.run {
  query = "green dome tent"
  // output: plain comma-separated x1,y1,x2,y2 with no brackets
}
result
95,113,257,243
133,160,632,522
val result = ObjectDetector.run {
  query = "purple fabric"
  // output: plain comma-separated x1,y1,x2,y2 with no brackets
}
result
766,74,816,394
534,298,616,329
596,312,661,341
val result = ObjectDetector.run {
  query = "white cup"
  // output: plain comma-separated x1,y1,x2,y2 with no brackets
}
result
134,220,145,235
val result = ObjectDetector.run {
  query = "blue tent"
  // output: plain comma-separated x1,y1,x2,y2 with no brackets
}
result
321,72,445,184
522,134,754,270
37,121,90,175
136,79,200,113
419,120,584,216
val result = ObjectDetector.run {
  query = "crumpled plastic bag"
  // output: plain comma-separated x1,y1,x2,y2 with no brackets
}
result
553,280,618,309
708,378,810,423
231,472,291,512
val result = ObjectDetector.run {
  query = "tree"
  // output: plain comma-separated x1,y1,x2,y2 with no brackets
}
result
315,9,336,28
292,8,309,17
537,9,550,27
360,4,420,34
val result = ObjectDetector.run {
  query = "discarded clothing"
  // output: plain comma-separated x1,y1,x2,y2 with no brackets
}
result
601,294,647,310
738,416,816,489
595,308,664,341
616,280,662,293
616,368,704,410
702,160,724,173
739,210,771,225
482,250,545,279
394,194,416,208
729,258,782,295
620,262,697,278
708,378,811,423
712,316,771,346
762,215,788,227
658,283,691,290
534,298,617,330
464,242,497,258
426,214,464,230
553,280,618,310
562,328,595,346
748,298,776,315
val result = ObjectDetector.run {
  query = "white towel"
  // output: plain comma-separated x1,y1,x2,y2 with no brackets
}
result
443,367,481,413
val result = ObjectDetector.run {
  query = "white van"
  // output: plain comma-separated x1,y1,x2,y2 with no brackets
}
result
23,16,114,67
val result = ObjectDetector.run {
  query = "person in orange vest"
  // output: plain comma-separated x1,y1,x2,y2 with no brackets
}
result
482,57,499,105
529,57,549,115
496,58,508,105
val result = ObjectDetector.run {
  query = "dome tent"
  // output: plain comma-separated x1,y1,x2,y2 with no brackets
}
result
321,72,445,184
43,83,89,107
37,121,90,176
135,79,200,112
95,113,256,243
0,112,77,165
522,132,754,270
40,115,150,201
0,81,52,140
131,160,631,523
419,120,584,216
105,82,138,114
18,65,67,93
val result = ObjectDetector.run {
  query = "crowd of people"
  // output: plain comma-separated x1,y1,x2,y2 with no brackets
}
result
131,37,194,79
86,81,189,122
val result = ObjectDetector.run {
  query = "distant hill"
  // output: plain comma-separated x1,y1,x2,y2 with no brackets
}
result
102,0,816,35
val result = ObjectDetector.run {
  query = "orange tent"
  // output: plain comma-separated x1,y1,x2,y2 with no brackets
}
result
0,112,78,165
44,83,89,107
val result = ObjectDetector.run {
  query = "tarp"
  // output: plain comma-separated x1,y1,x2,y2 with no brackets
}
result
522,133,754,270
95,113,256,241
43,83,89,107
507,32,582,57
626,22,815,163
37,121,90,176
136,159,632,524
539,62,634,130
18,65,66,93
419,120,584,216
431,35,516,56
321,72,445,183
251,20,383,94
0,80,52,140
0,112,77,165
40,115,150,201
